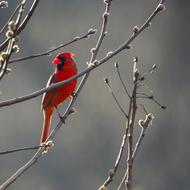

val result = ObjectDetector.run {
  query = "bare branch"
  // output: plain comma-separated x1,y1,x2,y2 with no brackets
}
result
8,29,96,64
0,145,41,155
0,0,40,51
132,113,154,160
0,1,8,9
114,62,130,98
137,93,166,109
104,77,128,119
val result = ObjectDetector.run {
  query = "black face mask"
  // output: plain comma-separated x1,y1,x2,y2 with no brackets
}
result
57,57,66,70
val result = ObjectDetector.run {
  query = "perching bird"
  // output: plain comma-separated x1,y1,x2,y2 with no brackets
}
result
40,52,77,143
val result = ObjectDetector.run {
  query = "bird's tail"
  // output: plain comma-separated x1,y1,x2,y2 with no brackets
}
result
40,107,54,144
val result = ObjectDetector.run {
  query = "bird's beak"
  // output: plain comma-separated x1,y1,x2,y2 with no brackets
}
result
52,57,61,65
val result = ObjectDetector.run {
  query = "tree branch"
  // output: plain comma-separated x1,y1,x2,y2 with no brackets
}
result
0,0,40,51
0,145,41,155
8,29,96,64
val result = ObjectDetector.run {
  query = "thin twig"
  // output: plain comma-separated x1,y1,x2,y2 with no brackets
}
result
9,29,96,64
104,78,128,119
132,128,146,160
138,103,148,115
137,93,166,109
115,62,130,98
0,145,41,155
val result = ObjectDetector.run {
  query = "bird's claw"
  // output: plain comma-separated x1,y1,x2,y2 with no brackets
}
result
59,116,66,123
71,92,77,98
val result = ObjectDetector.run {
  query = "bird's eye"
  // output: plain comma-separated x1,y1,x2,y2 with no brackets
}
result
57,56,66,70
58,56,66,64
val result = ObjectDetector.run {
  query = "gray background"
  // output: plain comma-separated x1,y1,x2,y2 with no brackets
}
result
0,0,189,190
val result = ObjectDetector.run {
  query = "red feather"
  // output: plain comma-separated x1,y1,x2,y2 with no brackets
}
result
40,52,77,143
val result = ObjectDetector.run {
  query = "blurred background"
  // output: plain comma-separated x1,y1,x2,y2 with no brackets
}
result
0,0,189,189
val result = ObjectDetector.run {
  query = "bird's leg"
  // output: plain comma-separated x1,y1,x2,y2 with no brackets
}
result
55,106,65,123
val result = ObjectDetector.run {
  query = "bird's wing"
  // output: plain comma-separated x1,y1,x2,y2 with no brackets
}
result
41,73,58,110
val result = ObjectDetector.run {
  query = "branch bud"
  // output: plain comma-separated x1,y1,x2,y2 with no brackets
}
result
92,59,100,66
133,25,139,34
90,48,96,54
149,64,157,74
133,56,138,63
88,60,100,67
114,62,119,68
6,30,14,38
125,44,132,49
12,45,20,53
103,0,110,4
104,31,108,36
156,4,166,12
98,185,107,190
73,36,80,41
146,22,151,28
88,28,97,35
0,1,8,8
103,12,109,19
106,51,113,57
0,52,8,60
108,169,115,178
8,20,16,31
5,67,12,75
104,78,109,84
69,107,77,115
161,105,166,109
138,113,154,129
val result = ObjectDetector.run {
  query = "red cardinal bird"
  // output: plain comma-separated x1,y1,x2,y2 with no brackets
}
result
40,52,77,143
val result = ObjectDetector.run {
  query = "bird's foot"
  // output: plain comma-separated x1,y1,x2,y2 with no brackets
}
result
71,91,77,98
59,116,66,123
